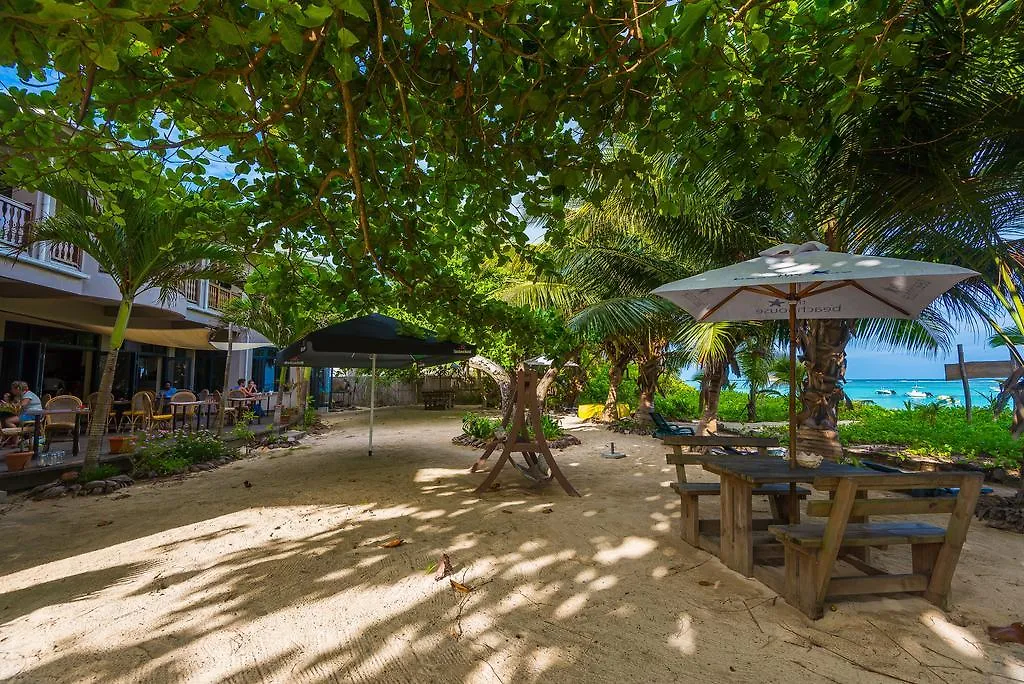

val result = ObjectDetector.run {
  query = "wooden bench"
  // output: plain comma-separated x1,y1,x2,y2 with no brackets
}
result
670,481,810,546
768,472,983,619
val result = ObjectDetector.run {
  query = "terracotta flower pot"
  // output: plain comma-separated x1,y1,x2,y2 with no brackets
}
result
4,451,33,471
108,435,138,455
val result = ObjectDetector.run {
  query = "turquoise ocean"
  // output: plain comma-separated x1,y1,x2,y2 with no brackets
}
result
721,378,1005,411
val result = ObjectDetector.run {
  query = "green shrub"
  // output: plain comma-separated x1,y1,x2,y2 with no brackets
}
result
132,429,237,476
81,464,119,482
537,414,562,439
303,396,318,427
462,412,500,440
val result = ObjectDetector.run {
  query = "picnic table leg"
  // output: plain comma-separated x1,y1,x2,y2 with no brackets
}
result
923,476,982,609
720,475,753,576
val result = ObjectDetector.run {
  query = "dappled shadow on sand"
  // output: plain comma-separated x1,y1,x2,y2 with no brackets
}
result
1,410,1022,682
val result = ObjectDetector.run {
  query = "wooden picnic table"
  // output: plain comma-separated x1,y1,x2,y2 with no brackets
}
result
696,454,864,578
23,407,90,460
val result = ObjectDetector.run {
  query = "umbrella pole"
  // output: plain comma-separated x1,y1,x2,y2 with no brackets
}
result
788,287,799,522
369,354,376,457
789,296,797,470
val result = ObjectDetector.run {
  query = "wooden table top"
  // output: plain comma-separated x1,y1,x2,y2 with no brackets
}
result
24,407,90,415
698,454,865,486
660,434,780,447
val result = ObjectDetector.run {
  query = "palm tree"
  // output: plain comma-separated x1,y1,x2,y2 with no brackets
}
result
25,178,238,470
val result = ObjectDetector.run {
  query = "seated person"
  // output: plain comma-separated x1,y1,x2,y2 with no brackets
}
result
4,380,42,428
232,379,265,417
158,381,177,411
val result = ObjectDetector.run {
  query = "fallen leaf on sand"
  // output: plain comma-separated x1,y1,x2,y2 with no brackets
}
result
697,580,713,587
243,480,253,488
988,622,1024,644
379,538,404,548
450,579,473,593
542,508,553,514
435,553,452,581
489,482,501,490
425,562,438,575
96,520,113,527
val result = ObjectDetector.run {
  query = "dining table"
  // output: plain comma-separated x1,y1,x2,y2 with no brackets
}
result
227,392,271,424
693,454,866,578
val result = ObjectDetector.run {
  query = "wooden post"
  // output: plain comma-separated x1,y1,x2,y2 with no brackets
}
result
957,344,972,423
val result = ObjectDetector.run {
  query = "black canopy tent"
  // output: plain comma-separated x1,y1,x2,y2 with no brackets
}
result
275,314,475,455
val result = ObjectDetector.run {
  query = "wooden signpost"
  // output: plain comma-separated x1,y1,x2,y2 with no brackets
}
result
944,352,1015,425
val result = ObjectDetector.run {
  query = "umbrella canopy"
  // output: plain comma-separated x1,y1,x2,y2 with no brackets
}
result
209,326,274,351
652,242,977,478
653,242,977,322
275,313,476,368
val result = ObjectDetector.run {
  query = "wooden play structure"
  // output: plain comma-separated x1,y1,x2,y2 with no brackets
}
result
471,369,579,496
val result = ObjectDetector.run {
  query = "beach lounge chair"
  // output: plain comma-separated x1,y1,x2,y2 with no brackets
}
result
651,411,695,438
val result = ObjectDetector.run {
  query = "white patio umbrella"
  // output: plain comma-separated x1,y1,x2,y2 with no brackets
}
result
652,241,977,469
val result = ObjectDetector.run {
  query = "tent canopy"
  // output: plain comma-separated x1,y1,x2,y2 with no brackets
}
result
275,313,476,368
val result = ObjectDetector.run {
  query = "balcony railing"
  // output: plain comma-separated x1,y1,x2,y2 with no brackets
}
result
0,195,30,247
183,280,201,304
48,241,82,268
207,282,237,311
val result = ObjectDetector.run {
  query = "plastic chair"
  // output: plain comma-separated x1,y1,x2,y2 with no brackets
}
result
45,394,83,442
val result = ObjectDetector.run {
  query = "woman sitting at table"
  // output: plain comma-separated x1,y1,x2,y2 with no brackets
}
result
233,379,265,417
3,380,42,428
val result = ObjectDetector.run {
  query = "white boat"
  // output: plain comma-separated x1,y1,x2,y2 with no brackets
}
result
906,385,931,399
875,388,896,395
935,395,958,406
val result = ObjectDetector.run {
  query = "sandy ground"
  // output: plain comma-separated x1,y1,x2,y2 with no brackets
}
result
1,408,1023,683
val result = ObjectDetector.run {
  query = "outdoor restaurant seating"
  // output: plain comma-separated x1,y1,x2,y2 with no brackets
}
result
85,392,117,433
44,395,82,442
119,391,153,432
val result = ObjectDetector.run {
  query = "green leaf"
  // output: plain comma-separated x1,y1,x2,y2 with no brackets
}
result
95,47,119,71
279,24,305,54
304,5,334,26
526,91,550,112
209,16,246,46
337,27,359,49
889,44,913,67
828,57,856,78
332,52,356,82
337,0,369,21
34,1,89,21
749,31,768,53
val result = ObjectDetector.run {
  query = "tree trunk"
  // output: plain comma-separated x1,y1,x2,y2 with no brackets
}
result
747,384,757,423
273,365,287,432
601,350,630,422
635,339,666,424
797,319,852,460
536,366,558,410
697,357,728,436
218,324,233,434
467,355,512,412
85,298,132,470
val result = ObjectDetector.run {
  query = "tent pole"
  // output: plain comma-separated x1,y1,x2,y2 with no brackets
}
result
369,353,376,456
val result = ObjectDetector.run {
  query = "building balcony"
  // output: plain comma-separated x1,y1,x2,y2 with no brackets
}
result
183,279,239,312
0,194,83,269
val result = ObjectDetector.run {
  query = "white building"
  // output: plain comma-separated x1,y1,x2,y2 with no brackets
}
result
0,187,273,399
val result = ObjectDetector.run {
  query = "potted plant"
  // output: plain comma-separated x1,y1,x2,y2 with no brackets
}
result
108,433,138,454
3,436,34,471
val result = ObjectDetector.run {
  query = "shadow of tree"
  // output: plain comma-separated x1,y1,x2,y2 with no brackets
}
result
0,410,1019,683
